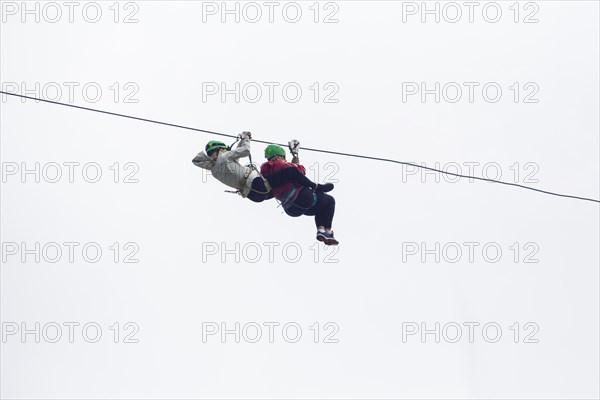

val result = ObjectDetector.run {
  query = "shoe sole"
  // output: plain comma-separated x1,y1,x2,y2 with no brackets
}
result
317,235,339,246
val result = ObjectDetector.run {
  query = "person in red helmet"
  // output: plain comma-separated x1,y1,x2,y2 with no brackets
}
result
261,141,338,246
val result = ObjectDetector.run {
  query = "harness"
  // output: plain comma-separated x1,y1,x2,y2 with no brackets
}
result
224,138,272,198
279,186,317,211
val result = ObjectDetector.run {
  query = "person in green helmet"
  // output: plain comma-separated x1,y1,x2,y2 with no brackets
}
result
261,141,338,246
193,132,330,203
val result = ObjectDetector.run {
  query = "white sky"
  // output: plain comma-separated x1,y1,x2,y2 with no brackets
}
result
1,1,599,399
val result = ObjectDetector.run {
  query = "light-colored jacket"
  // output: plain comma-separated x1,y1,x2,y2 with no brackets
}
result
192,139,259,197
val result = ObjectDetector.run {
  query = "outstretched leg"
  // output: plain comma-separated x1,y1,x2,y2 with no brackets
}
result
314,192,335,229
301,191,338,246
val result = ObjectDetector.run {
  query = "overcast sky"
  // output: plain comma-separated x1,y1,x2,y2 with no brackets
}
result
1,1,599,399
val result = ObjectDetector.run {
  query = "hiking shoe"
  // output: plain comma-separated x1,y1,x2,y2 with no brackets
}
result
316,230,339,246
315,183,334,193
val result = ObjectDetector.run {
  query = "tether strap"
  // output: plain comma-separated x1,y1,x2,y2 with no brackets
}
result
247,150,272,195
248,150,258,172
227,137,240,151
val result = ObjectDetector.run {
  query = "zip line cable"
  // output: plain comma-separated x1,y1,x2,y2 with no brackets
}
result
2,91,599,204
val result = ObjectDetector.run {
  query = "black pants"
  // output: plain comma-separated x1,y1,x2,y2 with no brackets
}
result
284,187,336,229
247,167,316,203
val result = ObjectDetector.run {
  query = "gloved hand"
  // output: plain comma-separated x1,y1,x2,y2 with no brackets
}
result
239,131,252,140
288,139,300,156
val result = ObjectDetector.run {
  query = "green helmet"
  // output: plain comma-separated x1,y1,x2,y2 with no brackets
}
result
205,141,228,154
264,144,286,159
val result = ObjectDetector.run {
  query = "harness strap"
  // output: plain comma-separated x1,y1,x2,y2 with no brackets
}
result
227,137,240,151
254,175,271,194
247,151,272,195
288,192,317,211
278,186,318,211
279,186,303,208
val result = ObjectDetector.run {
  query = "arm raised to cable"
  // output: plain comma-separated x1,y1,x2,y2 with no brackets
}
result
289,139,301,164
224,132,252,161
